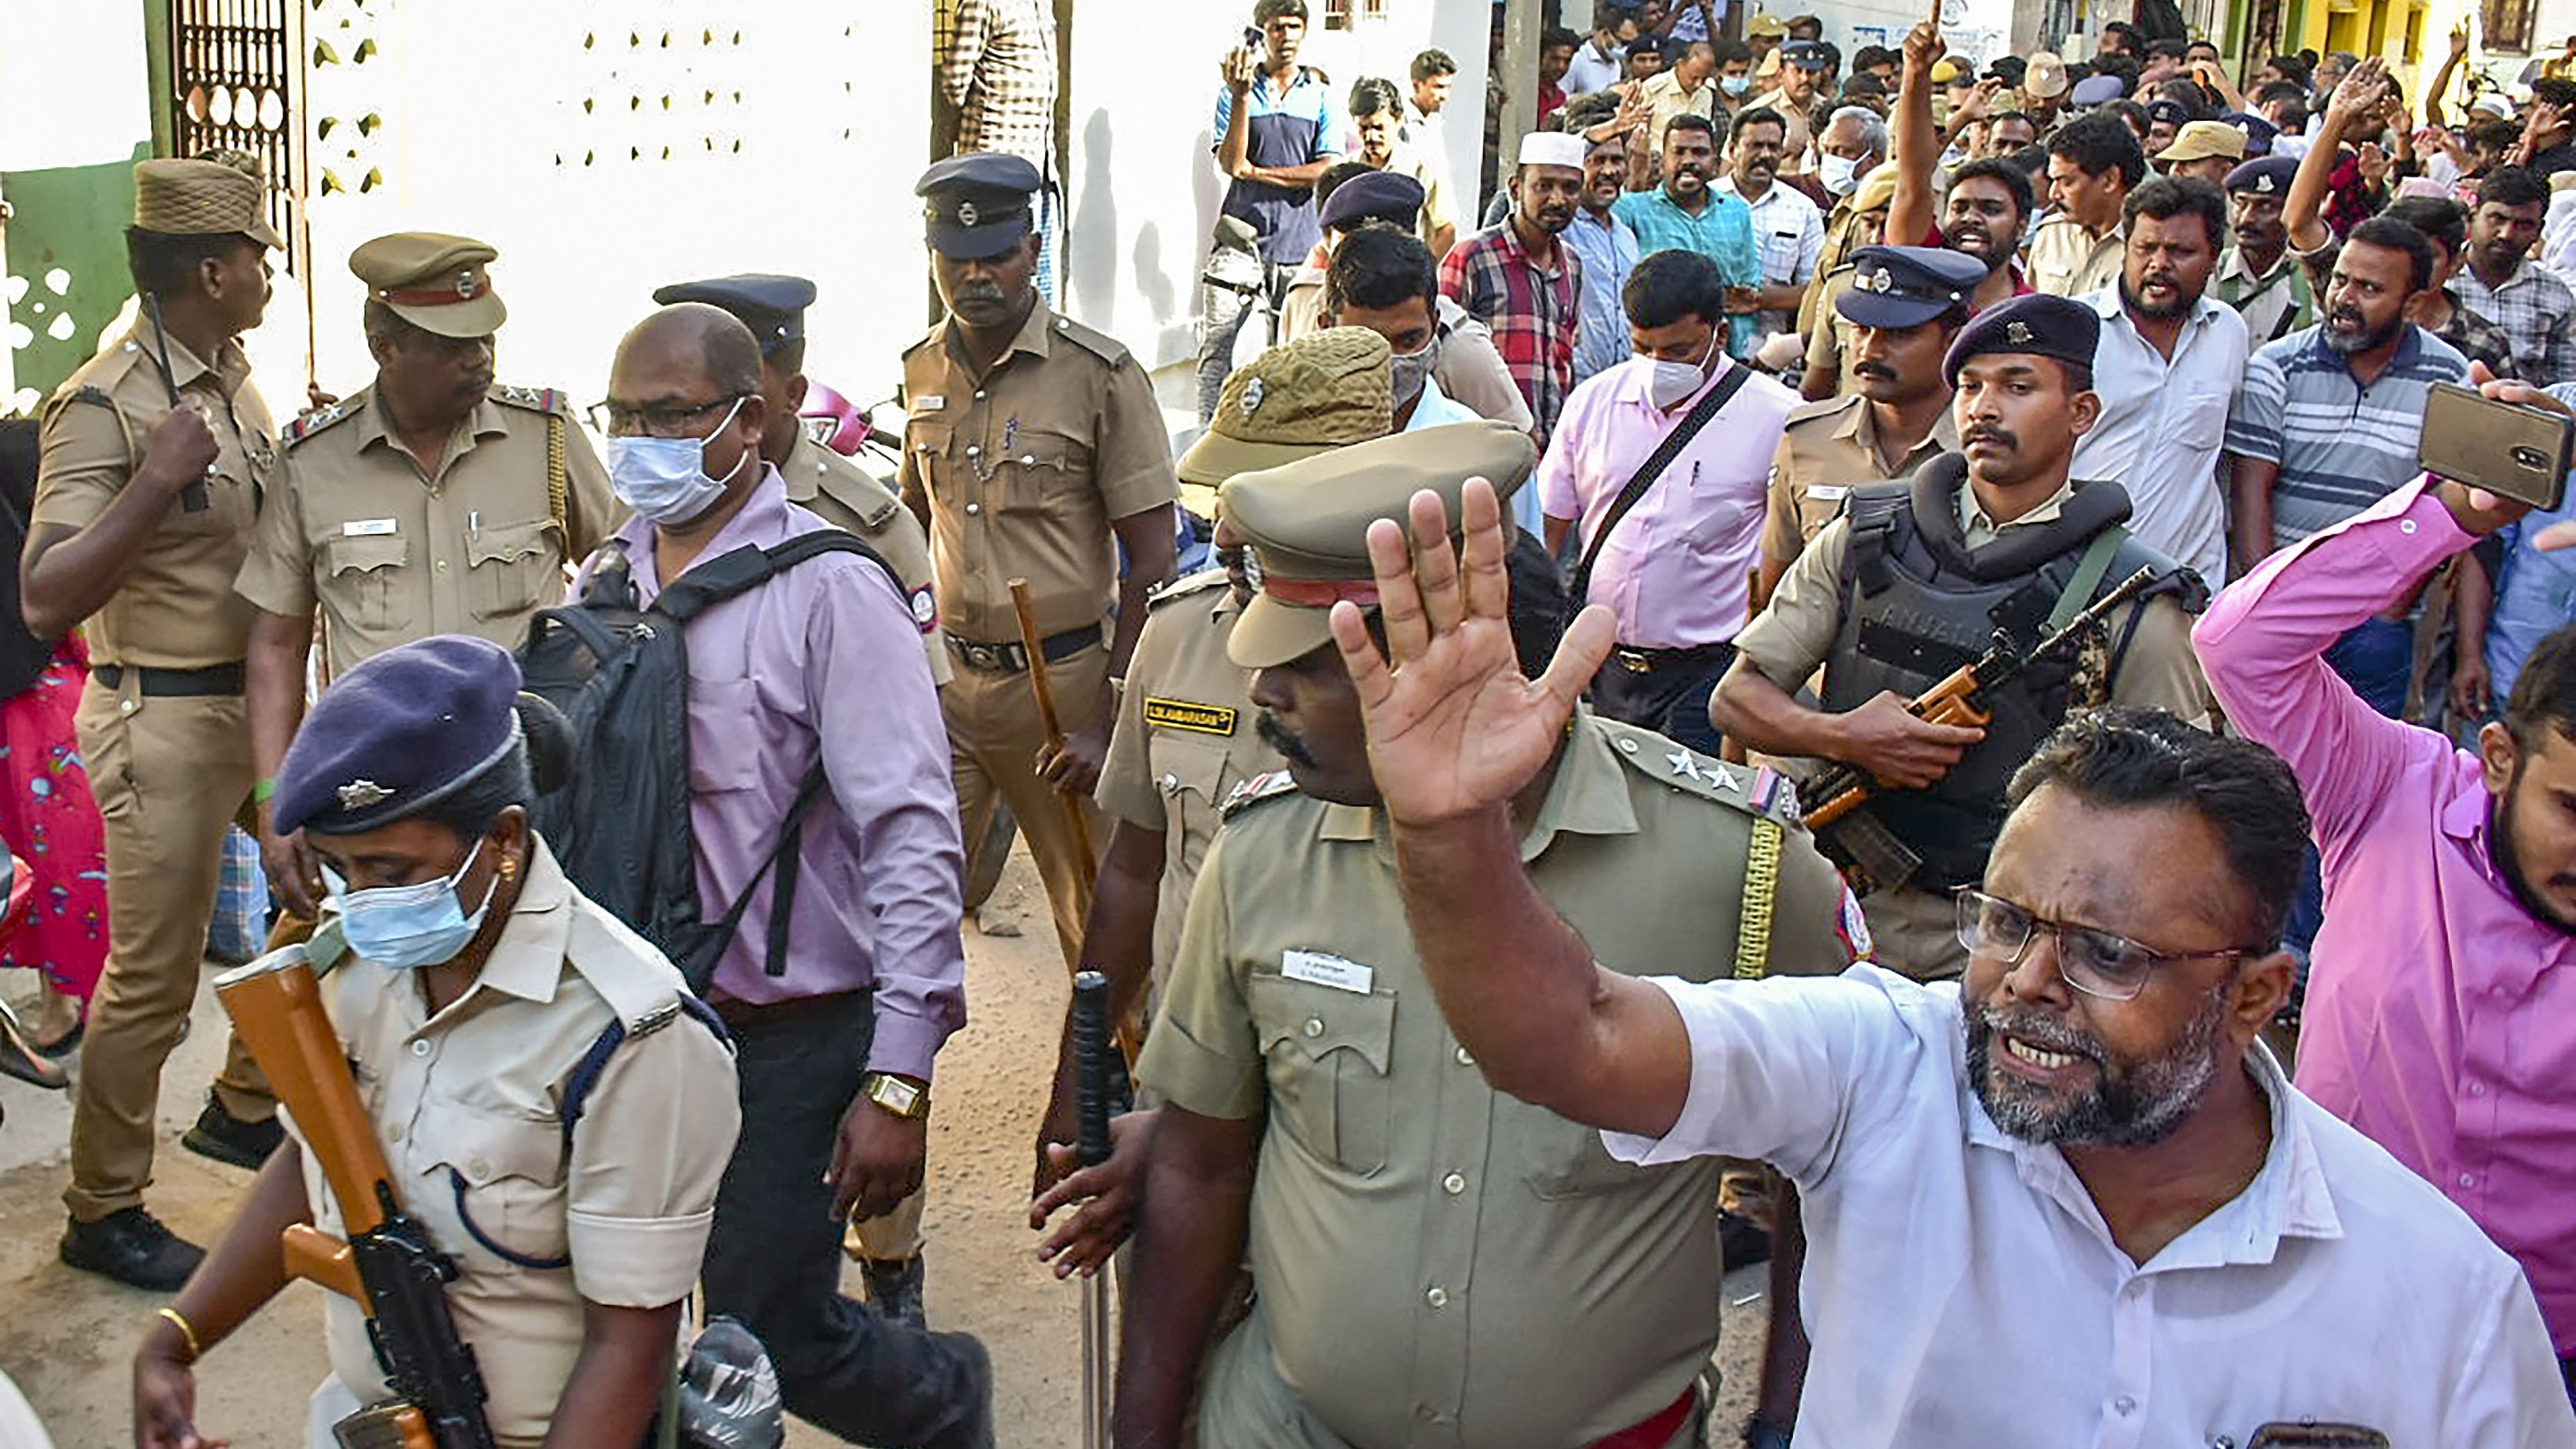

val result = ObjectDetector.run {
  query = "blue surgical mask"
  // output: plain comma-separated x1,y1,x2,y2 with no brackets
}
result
605,397,749,525
1722,74,1754,97
335,839,498,971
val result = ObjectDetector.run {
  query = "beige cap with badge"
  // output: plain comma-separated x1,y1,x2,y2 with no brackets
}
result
350,231,508,338
133,154,284,249
1220,420,1533,670
1177,327,1398,512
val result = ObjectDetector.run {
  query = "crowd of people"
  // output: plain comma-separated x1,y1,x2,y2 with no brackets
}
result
0,0,2573,1445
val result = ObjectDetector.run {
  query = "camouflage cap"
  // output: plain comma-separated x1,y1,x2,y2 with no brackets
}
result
1178,327,1397,491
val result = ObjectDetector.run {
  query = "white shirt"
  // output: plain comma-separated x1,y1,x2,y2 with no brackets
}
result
2068,286,2249,584
1405,375,1536,534
1563,38,1624,98
1714,176,1825,343
1606,965,2573,1449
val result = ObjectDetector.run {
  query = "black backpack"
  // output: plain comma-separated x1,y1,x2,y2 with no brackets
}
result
519,530,895,994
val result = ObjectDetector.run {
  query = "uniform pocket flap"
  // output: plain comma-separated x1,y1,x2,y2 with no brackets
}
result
1144,730,1237,805
325,533,407,575
411,1106,564,1187
465,518,555,568
1248,972,1396,1074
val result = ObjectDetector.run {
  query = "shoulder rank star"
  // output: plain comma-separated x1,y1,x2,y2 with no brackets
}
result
336,779,393,810
1666,750,1706,783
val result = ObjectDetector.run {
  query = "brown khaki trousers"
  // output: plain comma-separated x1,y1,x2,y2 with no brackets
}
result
939,641,1111,970
63,676,272,1222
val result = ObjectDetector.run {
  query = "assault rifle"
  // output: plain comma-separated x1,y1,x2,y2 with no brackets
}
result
1801,566,2163,892
215,935,498,1449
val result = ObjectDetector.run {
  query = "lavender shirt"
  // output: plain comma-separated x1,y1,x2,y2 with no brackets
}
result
607,468,965,1079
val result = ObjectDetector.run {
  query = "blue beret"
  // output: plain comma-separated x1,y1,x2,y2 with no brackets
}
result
2069,73,2127,106
651,274,816,356
915,152,1041,260
275,636,523,837
1835,245,1986,329
2226,153,2297,193
2145,99,2192,126
1320,170,1427,233
1941,293,2101,389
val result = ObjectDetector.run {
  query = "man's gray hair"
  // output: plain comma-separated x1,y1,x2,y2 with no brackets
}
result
1825,105,1890,159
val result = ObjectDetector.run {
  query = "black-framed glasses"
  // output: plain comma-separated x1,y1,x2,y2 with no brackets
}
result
1953,888,2261,1002
587,393,746,439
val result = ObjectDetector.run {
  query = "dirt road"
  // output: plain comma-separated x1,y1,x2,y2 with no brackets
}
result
0,850,1766,1446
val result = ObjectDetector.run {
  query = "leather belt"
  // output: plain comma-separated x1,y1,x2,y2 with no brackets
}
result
1587,1386,1697,1449
1610,641,1731,675
947,623,1102,675
92,662,247,696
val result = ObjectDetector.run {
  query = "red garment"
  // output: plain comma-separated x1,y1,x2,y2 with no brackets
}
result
0,636,108,1002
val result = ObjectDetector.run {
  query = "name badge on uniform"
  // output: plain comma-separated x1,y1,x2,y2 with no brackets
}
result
1807,486,1849,503
1282,949,1373,995
915,395,946,412
1142,696,1238,735
341,518,398,537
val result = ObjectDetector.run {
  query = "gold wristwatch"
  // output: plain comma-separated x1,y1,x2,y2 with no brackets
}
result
862,1072,931,1120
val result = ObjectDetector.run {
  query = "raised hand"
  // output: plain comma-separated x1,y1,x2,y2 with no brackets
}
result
1328,480,1615,828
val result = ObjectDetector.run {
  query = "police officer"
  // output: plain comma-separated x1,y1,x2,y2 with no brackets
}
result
1713,293,2210,980
1761,246,1978,605
899,153,1180,968
25,155,283,1288
1030,328,1389,1190
1117,423,1861,1449
650,273,949,683
133,637,740,1449
2211,156,2316,347
239,231,615,920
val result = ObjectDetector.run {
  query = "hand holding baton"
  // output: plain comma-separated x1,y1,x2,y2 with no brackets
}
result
1009,578,1100,909
144,291,213,514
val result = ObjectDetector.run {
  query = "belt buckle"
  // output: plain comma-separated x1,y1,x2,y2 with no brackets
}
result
952,639,1027,673
1616,648,1653,673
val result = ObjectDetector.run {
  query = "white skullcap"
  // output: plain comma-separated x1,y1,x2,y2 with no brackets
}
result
1517,131,1590,170
2471,92,2516,120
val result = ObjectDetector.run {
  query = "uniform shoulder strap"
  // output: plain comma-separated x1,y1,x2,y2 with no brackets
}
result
1050,313,1133,367
1221,769,1301,818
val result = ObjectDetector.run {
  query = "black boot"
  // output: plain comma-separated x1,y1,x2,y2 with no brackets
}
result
181,1092,284,1170
60,1208,204,1291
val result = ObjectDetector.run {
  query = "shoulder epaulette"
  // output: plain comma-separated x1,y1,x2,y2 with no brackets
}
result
68,385,115,411
1596,718,1804,829
1221,769,1301,819
283,396,361,447
1047,313,1132,367
1784,393,1860,427
489,384,571,416
1147,568,1231,607
900,328,941,359
810,448,904,532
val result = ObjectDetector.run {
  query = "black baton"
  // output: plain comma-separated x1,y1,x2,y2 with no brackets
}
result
1073,970,1112,1168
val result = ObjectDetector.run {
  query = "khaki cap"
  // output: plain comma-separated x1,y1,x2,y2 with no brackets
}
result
2022,51,2070,99
2156,120,2246,164
1179,327,1396,489
1748,13,1788,38
1850,158,1902,215
350,231,507,338
133,156,284,250
1222,420,1534,670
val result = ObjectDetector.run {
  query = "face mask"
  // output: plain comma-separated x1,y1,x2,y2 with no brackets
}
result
1648,330,1721,410
1721,74,1754,97
334,838,498,972
1389,337,1441,408
1818,152,1861,197
605,397,749,525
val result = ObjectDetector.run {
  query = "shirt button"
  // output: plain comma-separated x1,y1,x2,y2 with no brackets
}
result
1617,737,1638,754
1161,773,1180,794
1424,1286,1449,1309
1020,454,1036,465
2399,518,2419,534
2470,1081,2488,1097
434,559,448,573
119,698,137,715
974,389,987,400
966,445,982,457
1442,1172,1466,1195
2460,1172,2477,1188
1303,1017,1325,1038
468,1156,490,1180
965,502,981,516
2114,1395,2137,1416
386,1123,404,1142
410,1040,431,1057
1455,1045,1474,1066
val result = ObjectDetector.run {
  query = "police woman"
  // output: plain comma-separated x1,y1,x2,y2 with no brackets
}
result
133,636,740,1449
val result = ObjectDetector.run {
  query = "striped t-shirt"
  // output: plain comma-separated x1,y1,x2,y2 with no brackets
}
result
2224,323,2469,550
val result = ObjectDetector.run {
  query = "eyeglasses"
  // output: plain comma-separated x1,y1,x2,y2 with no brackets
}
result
1953,888,2260,1001
587,393,747,439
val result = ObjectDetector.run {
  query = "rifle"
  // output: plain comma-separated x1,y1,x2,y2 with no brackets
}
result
1801,566,2164,856
214,938,498,1449
141,291,213,514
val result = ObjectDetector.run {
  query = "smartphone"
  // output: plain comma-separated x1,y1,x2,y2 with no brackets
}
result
1244,25,1263,47
2420,381,2573,510
2243,1424,2392,1448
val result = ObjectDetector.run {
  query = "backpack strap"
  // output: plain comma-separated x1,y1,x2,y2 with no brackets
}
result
1567,362,1754,608
2044,526,2130,635
678,762,833,996
654,531,899,622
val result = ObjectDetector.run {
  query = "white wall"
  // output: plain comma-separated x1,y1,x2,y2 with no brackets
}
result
1062,0,1495,370
1783,0,2016,70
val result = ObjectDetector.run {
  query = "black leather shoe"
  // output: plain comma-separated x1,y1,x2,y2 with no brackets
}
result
1718,1209,1773,1270
863,1254,929,1331
181,1094,284,1170
60,1208,204,1291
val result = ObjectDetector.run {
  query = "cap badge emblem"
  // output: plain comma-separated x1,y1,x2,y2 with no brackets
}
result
1241,377,1266,414
454,268,477,300
2005,320,2034,345
957,199,981,227
337,779,393,810
2256,177,2276,194
1243,550,1266,592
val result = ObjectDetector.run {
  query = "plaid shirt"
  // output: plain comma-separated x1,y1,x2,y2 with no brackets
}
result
2435,292,2521,380
941,0,1056,165
1440,221,1584,445
2450,257,2576,387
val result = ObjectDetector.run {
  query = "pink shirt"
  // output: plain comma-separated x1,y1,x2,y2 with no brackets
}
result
1535,356,1797,650
606,468,966,1080
2196,477,2576,1353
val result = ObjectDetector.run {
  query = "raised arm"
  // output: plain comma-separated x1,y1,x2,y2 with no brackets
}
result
2423,24,2470,131
2286,57,2388,253
1884,3,1945,249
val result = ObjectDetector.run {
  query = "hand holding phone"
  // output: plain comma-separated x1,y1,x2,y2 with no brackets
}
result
2420,381,2573,511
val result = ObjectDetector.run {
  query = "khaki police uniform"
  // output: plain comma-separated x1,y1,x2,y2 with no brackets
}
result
1734,477,2210,978
234,385,613,678
1142,713,1858,1449
899,297,1178,967
783,429,950,685
1763,393,1958,565
36,313,277,1221
2025,215,2124,298
1093,571,1281,1001
295,843,738,1448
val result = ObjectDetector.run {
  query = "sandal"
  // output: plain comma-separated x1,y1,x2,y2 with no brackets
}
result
0,999,68,1090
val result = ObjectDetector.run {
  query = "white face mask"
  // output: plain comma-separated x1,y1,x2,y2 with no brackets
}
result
604,396,750,525
1389,336,1442,409
1818,152,1862,197
1648,329,1722,410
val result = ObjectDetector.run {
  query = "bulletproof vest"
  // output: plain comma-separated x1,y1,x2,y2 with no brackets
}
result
1820,455,2188,889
